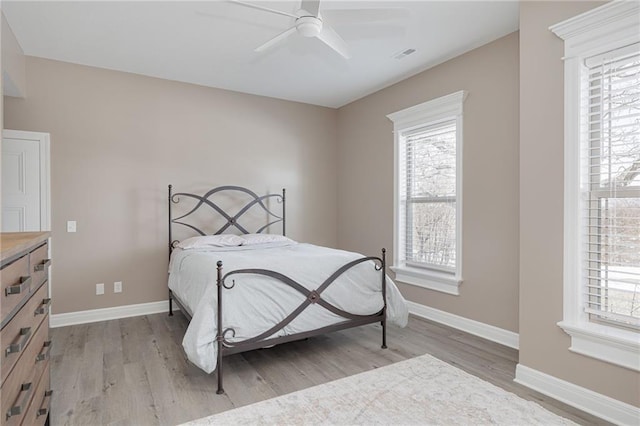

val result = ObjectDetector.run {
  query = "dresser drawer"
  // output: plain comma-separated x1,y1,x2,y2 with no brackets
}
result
0,284,49,387
20,361,50,426
0,316,48,426
1,256,31,328
29,243,50,290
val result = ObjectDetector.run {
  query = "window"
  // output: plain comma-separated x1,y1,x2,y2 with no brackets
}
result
403,121,457,271
387,91,466,295
551,1,640,371
583,45,640,330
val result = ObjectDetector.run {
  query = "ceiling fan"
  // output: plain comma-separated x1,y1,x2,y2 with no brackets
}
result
228,0,356,59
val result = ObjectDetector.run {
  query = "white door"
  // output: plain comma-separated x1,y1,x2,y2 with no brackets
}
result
1,130,50,232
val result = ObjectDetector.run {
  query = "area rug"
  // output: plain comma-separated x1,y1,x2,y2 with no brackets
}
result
182,354,575,425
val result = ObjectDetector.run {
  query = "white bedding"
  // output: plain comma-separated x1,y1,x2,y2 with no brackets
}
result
168,242,409,373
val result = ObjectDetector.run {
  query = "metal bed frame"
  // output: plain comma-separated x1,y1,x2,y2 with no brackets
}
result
168,185,387,394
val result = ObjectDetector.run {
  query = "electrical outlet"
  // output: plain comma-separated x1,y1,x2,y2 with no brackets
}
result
96,283,104,295
67,221,77,233
114,281,122,293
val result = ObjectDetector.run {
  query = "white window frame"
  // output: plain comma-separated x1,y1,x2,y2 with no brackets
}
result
551,1,640,372
387,91,467,295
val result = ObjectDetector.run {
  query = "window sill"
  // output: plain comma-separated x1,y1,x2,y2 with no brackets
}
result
391,265,462,295
557,321,640,372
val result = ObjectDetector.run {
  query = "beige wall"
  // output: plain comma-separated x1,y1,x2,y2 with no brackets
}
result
519,1,639,407
4,57,338,314
336,32,520,332
1,12,26,98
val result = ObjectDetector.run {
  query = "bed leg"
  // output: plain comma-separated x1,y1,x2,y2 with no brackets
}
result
381,248,387,349
381,318,387,349
216,260,225,394
216,357,224,394
168,290,174,316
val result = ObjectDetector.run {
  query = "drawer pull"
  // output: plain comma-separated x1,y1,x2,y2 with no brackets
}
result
5,327,32,357
5,276,31,296
37,390,54,417
5,382,32,419
36,340,53,362
34,298,52,315
34,259,52,272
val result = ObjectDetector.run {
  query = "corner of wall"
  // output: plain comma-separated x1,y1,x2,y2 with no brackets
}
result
2,12,27,98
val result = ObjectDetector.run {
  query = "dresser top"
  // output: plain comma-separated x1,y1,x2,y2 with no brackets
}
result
0,232,50,263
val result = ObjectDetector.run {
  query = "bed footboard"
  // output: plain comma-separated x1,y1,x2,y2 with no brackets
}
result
215,248,388,394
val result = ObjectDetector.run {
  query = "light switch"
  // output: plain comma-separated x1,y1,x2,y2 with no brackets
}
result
67,221,77,233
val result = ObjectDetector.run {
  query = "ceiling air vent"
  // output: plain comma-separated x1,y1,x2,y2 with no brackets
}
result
393,48,416,60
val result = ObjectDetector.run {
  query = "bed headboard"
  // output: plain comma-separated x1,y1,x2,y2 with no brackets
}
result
168,185,285,253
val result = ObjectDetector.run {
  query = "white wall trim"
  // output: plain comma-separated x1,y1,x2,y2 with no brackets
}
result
386,90,468,130
50,300,176,328
407,300,519,349
558,321,640,372
515,364,640,426
393,266,460,295
550,1,640,59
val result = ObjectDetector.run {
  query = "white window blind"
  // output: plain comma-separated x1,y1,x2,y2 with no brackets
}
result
582,43,640,329
400,120,457,272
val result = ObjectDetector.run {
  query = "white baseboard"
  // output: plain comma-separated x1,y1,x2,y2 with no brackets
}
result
406,300,519,349
515,363,640,425
50,300,178,328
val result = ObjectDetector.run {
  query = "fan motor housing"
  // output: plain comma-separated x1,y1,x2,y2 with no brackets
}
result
296,16,323,37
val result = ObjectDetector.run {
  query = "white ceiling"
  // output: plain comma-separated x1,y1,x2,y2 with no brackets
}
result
2,1,519,108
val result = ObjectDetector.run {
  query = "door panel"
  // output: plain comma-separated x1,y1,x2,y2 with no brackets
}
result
1,132,48,232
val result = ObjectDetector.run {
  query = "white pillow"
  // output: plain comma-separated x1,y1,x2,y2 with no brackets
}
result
177,235,244,249
240,233,293,245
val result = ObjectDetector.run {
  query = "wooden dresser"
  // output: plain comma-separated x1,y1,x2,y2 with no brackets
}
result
1,232,52,426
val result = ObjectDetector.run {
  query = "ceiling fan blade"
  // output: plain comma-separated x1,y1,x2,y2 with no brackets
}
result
255,26,297,53
316,25,351,59
228,0,298,19
300,0,320,17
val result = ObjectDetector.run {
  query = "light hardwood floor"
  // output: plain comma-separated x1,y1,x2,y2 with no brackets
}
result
49,313,608,426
